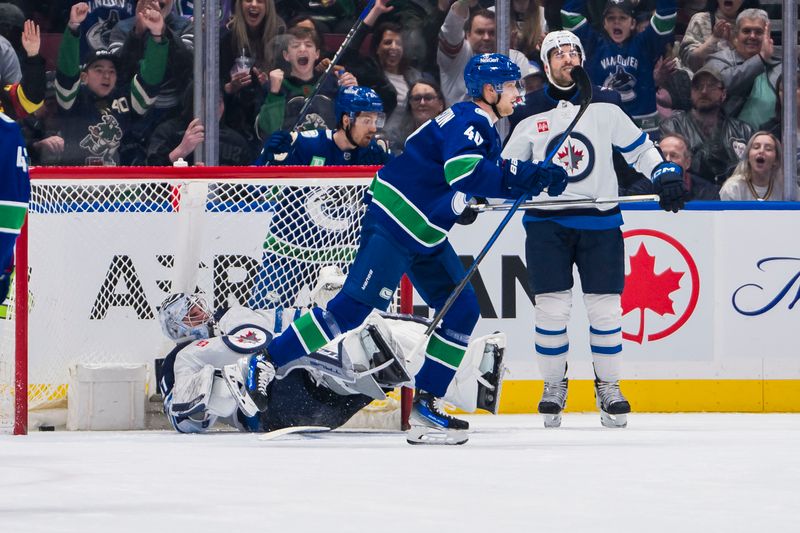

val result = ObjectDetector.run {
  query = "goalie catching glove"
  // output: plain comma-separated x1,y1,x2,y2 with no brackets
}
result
652,161,688,212
502,158,569,198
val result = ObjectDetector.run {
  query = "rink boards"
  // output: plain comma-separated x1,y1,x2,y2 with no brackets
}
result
446,202,800,413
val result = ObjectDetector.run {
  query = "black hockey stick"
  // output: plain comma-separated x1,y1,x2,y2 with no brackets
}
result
419,66,593,341
290,0,375,132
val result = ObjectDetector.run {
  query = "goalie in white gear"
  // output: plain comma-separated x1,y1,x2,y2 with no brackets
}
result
156,291,506,434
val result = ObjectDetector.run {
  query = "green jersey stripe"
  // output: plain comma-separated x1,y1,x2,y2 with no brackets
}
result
444,154,483,185
291,311,330,354
370,177,447,247
0,203,28,232
262,234,358,263
425,333,466,369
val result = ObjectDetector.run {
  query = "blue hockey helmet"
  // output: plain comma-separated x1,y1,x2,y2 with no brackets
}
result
335,86,385,126
158,293,214,342
463,53,522,98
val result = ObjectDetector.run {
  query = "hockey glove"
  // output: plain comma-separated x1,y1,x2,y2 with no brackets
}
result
358,141,391,165
456,196,486,225
256,130,293,165
502,159,549,198
544,162,569,196
652,161,687,212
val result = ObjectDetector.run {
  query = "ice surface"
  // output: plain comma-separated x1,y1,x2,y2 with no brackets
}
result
1,414,798,533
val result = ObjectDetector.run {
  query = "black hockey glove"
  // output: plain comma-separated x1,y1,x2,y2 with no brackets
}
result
502,158,549,198
456,196,486,225
358,142,391,165
544,162,569,196
256,130,293,164
652,161,688,212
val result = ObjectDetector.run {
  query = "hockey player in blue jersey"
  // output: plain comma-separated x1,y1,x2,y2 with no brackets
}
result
249,86,392,310
561,0,676,137
502,31,688,429
245,53,568,444
0,112,31,303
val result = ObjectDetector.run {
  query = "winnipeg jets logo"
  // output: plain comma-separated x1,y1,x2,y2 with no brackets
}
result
546,131,595,182
223,325,272,353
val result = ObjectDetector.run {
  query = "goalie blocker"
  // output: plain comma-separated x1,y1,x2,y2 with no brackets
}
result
157,300,506,434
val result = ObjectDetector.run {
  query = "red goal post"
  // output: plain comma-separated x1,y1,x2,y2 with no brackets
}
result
1,166,413,435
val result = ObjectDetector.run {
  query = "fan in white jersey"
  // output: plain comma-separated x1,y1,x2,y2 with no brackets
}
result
503,31,688,429
156,291,506,434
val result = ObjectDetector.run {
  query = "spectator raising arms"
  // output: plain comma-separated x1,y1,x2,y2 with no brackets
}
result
256,25,357,138
562,0,677,137
0,19,46,121
437,1,529,107
720,132,799,201
54,2,169,166
678,0,758,73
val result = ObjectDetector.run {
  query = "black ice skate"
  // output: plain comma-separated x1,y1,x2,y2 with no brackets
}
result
594,379,630,428
245,351,276,412
538,378,568,428
407,389,469,445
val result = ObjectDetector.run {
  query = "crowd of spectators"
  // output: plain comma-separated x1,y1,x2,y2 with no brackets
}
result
0,0,797,200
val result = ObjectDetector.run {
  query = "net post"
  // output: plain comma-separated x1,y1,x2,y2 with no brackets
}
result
399,275,413,431
14,216,28,435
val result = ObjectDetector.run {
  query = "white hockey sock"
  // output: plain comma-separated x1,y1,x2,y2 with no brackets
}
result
534,291,571,382
584,293,623,382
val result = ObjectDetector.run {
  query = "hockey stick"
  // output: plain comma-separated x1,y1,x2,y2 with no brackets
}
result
290,0,375,132
419,66,594,342
475,194,659,211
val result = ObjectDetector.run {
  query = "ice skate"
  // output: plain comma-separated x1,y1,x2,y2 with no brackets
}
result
538,378,568,428
595,379,630,428
407,390,469,445
245,351,276,412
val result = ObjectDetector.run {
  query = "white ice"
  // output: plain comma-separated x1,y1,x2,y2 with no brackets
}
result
2,414,799,533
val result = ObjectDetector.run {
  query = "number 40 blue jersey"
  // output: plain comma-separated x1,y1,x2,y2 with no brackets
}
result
368,102,515,254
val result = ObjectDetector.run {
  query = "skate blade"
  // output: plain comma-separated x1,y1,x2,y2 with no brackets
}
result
600,411,628,428
406,425,468,445
222,363,260,417
258,426,331,441
543,413,562,428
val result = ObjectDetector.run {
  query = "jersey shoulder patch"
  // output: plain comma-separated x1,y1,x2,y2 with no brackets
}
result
300,129,320,138
222,324,273,354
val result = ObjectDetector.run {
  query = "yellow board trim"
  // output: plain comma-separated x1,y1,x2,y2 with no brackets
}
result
495,380,800,413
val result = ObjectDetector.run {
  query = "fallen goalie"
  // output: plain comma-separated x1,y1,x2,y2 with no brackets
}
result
156,292,505,444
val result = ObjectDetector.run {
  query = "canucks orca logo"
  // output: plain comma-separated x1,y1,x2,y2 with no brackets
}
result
604,65,637,103
545,131,595,183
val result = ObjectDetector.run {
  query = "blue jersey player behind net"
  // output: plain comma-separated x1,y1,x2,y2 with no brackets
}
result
244,53,568,445
0,112,30,305
250,87,392,310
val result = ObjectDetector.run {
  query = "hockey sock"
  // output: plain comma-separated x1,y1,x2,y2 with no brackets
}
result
585,294,623,382
415,328,469,398
267,307,334,367
534,291,571,382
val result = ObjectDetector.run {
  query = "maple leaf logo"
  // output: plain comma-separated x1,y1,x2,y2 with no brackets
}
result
557,140,584,172
622,243,684,344
235,330,261,344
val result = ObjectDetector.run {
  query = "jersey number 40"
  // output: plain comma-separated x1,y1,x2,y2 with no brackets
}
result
16,146,29,173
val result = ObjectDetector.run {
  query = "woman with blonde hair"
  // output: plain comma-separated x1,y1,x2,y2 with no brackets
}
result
511,0,547,60
720,131,798,201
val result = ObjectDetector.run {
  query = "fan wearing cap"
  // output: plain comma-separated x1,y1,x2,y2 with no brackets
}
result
659,65,753,186
562,0,676,137
53,2,168,166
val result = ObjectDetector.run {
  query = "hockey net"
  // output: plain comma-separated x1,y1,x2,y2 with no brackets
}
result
0,166,412,434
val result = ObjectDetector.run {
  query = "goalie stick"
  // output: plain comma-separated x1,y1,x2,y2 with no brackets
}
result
417,65,594,344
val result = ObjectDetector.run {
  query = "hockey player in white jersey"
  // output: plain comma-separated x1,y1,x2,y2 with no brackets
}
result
503,31,688,428
157,291,506,435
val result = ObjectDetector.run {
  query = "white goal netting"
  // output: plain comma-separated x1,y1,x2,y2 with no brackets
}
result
0,167,409,433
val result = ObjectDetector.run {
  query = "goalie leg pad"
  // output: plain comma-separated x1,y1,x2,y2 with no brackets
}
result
357,323,411,387
170,364,215,418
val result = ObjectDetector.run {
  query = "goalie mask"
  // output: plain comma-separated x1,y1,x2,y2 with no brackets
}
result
540,30,585,90
159,293,214,342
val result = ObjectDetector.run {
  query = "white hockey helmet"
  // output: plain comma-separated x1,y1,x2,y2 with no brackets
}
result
540,30,585,89
159,293,214,342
